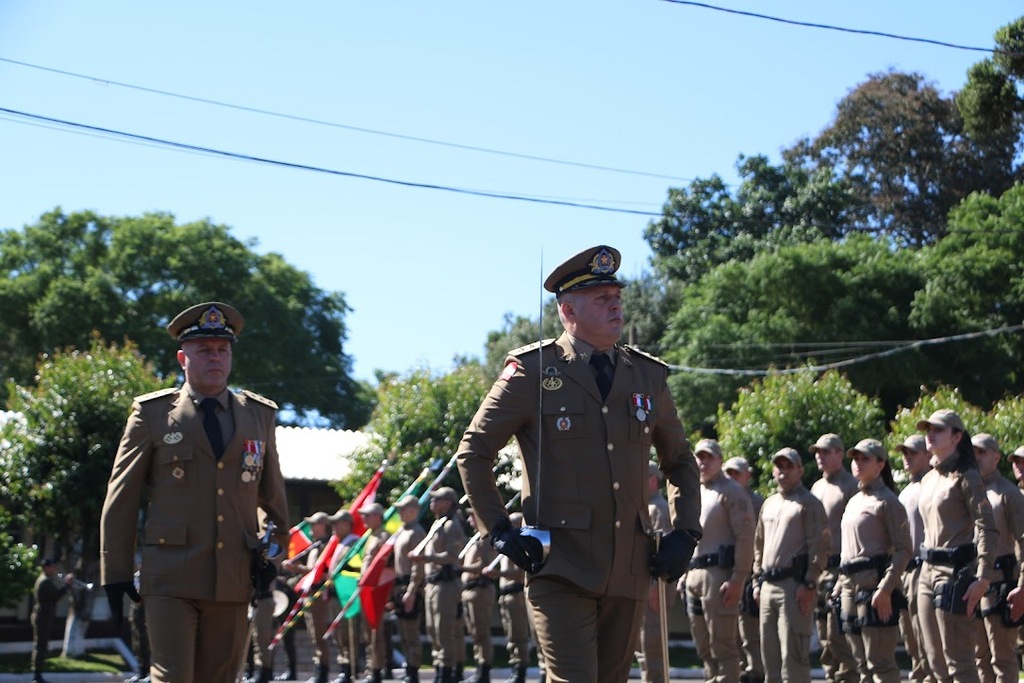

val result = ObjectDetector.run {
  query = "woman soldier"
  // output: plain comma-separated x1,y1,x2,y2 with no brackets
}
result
915,409,998,683
836,439,912,683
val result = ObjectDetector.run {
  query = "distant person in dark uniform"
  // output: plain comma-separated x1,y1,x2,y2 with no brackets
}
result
724,456,765,683
641,460,673,683
31,558,72,683
100,302,289,683
390,495,427,683
456,245,701,683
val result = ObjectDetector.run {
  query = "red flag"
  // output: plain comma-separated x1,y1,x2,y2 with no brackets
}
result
287,521,313,559
358,537,397,629
296,534,339,594
349,469,384,537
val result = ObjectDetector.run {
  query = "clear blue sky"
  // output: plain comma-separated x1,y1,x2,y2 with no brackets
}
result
0,2,1018,383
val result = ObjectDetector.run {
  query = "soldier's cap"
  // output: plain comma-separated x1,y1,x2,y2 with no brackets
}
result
971,433,1001,455
772,447,803,467
167,301,244,343
429,486,458,503
358,502,384,517
41,558,55,568
328,509,353,524
897,434,927,455
847,438,888,461
809,433,844,453
303,511,332,525
1011,446,1024,461
916,409,965,433
395,495,420,509
647,461,663,480
543,245,626,295
723,456,750,474
694,438,723,459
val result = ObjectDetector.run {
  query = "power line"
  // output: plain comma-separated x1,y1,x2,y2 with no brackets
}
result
667,324,1024,376
658,1,1021,57
0,55,698,184
0,106,663,217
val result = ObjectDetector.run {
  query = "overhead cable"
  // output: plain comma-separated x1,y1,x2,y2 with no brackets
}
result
667,324,1024,376
658,1,1021,57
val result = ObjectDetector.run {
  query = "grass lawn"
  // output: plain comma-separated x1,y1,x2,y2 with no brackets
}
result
0,651,126,674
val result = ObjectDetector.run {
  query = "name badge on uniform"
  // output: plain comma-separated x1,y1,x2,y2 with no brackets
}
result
241,439,265,483
632,393,652,422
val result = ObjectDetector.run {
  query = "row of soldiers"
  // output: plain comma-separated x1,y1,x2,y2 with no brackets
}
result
657,415,1024,683
247,486,535,683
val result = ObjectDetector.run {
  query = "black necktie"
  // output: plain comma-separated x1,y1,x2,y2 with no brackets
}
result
590,353,613,401
201,397,225,460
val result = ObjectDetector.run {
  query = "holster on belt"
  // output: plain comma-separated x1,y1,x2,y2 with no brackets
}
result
982,554,1023,627
741,576,758,617
934,566,975,615
426,564,456,584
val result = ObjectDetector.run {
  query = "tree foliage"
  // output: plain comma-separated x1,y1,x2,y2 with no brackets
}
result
0,209,371,427
0,508,37,610
0,337,168,575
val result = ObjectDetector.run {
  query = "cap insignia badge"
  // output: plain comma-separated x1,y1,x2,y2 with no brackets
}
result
588,248,616,275
199,306,227,331
163,432,183,445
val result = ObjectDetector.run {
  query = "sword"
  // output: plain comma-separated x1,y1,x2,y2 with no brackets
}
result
657,532,670,683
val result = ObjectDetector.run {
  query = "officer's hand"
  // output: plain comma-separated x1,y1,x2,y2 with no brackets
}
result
489,518,543,574
1009,586,1024,621
649,530,699,583
103,581,141,627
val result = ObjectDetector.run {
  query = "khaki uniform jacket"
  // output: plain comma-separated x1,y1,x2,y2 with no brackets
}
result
100,386,289,602
811,469,858,560
981,471,1024,589
754,484,827,583
424,512,466,579
838,478,912,594
456,333,700,600
394,522,427,593
696,472,755,584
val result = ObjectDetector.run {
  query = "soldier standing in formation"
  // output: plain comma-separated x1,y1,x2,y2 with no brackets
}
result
971,433,1024,683
641,461,673,683
359,503,391,683
31,559,72,683
456,244,701,683
391,495,427,683
684,439,755,683
915,409,996,683
327,509,362,683
753,447,827,683
100,302,289,683
836,439,912,683
896,434,935,683
724,456,764,683
283,512,334,683
490,512,532,683
461,510,497,683
809,433,859,683
411,486,466,683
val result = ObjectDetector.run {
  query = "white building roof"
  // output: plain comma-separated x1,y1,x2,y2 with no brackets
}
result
275,425,372,482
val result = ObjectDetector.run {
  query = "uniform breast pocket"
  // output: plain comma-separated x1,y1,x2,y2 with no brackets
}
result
627,405,654,446
543,396,586,440
155,449,195,486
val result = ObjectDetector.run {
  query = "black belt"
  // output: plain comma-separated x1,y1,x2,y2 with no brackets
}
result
689,553,721,569
463,577,492,590
839,555,889,576
761,567,797,582
498,583,525,596
906,557,923,570
994,554,1016,571
920,543,977,568
395,574,412,587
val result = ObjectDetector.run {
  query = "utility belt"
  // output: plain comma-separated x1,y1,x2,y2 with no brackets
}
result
980,554,1023,627
463,577,493,590
932,566,976,615
920,543,977,568
839,554,891,579
688,545,735,570
426,565,457,585
841,588,907,633
498,583,525,597
394,574,412,588
760,554,809,584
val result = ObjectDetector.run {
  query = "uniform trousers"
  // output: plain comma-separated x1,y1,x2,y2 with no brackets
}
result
916,562,974,683
899,566,934,683
145,594,249,683
975,609,1019,683
816,569,858,683
394,600,424,671
739,609,764,678
498,589,531,667
130,600,151,675
304,595,332,667
528,575,644,683
839,574,901,683
463,585,496,666
425,579,462,667
640,580,675,683
366,617,387,672
759,579,812,683
685,566,740,683
30,607,55,674
331,608,360,671
251,597,275,669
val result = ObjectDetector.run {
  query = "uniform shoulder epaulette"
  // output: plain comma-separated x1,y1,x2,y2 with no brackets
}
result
622,344,668,368
507,338,556,358
135,387,178,403
241,389,279,410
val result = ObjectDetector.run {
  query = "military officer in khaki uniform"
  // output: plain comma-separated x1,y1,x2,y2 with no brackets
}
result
391,495,427,683
837,439,912,683
809,433,859,683
971,434,1024,683
100,302,289,683
410,486,466,683
915,409,997,683
896,434,935,683
724,456,764,683
461,510,497,683
489,512,532,683
456,245,701,683
641,461,673,683
684,439,755,683
753,448,827,683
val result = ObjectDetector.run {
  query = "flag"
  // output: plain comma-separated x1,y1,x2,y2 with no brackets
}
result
296,534,339,594
358,537,397,628
349,468,384,537
287,521,313,559
332,542,365,619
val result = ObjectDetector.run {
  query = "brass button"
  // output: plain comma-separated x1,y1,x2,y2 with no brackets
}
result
607,443,614,451
560,406,567,412
602,406,609,414
218,488,224,495
217,542,224,550
217,462,225,469
613,482,620,490
217,515,224,522
159,538,166,544
172,455,178,461
615,521,621,528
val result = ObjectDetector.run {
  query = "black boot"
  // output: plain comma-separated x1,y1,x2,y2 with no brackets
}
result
330,664,353,683
307,664,329,683
403,665,420,683
358,669,383,683
439,668,455,683
453,664,463,683
275,671,296,681
466,663,490,683
258,668,273,683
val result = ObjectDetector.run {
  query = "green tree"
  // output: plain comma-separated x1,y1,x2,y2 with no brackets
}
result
0,509,37,609
716,370,885,494
0,209,370,427
885,385,987,477
338,363,494,505
0,337,168,575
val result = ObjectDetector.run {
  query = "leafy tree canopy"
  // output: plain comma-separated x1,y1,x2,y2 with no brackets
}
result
0,209,371,427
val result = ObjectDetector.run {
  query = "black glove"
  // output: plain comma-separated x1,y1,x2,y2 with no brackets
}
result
252,557,278,599
104,581,141,627
489,518,544,574
649,529,700,582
